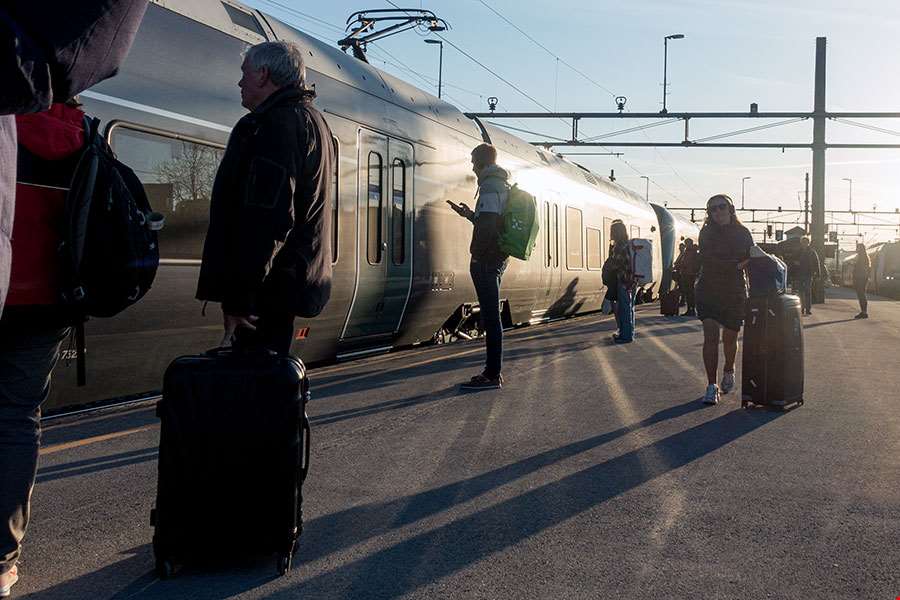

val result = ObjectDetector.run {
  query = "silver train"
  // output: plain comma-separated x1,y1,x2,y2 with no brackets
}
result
47,0,699,411
838,241,900,297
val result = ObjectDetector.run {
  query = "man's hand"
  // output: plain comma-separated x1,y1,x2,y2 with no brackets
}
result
447,200,474,220
222,313,259,347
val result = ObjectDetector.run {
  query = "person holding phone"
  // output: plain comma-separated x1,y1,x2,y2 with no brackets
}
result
695,194,754,405
447,143,510,390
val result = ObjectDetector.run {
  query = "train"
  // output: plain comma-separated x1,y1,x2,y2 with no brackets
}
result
838,241,900,298
45,0,699,412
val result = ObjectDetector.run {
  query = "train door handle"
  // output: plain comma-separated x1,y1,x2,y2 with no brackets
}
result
382,242,388,250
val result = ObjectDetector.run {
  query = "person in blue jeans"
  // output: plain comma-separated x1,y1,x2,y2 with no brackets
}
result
447,143,510,390
606,220,635,343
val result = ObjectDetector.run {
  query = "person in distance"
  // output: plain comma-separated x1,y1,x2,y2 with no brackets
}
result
604,220,636,343
197,41,335,354
675,238,700,316
852,242,870,319
794,237,820,316
695,194,754,405
447,143,510,390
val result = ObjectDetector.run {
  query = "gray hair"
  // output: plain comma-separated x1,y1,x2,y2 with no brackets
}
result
242,41,306,88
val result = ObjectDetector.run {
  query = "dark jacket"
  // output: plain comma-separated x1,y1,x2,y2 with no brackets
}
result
0,0,148,318
196,86,334,319
793,247,820,280
853,253,871,287
697,222,754,295
675,245,700,277
468,164,509,264
606,240,634,287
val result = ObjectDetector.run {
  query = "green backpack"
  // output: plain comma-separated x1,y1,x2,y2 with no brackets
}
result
498,183,540,260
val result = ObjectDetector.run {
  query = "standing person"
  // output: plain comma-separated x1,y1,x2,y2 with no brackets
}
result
695,194,754,405
606,220,635,344
447,143,510,389
794,237,820,316
675,238,700,316
853,243,870,319
196,41,334,355
0,100,87,597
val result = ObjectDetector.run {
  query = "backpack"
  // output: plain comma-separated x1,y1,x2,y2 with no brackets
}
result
498,183,539,260
60,117,162,383
629,238,654,286
747,248,787,298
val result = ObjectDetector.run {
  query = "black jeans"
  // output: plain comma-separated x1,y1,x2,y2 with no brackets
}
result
797,276,813,313
0,322,69,574
470,258,507,379
856,282,868,314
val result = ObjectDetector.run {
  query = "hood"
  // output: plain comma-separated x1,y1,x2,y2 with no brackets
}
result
15,104,85,160
477,164,510,185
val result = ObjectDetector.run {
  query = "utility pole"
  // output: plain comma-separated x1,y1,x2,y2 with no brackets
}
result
661,34,685,114
811,37,826,304
640,175,650,202
424,39,443,98
741,176,751,210
842,177,853,213
804,172,810,234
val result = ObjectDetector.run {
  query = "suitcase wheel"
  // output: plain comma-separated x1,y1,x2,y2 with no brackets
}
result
156,558,175,580
277,553,292,576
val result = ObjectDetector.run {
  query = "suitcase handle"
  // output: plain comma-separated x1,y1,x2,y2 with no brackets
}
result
203,346,278,358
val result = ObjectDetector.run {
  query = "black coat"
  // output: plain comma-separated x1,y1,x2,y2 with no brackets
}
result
197,86,334,319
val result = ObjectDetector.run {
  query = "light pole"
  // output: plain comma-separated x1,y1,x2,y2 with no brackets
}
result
842,177,853,213
661,33,685,114
425,39,443,99
741,176,751,210
640,175,650,202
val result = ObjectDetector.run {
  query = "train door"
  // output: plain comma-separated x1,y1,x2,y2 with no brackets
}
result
342,130,414,340
541,198,562,303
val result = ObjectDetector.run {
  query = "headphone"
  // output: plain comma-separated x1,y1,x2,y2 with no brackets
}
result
707,194,736,217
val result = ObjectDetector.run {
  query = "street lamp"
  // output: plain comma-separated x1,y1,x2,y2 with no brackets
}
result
424,39,443,99
661,33,685,114
741,176,751,210
640,175,650,202
842,177,853,213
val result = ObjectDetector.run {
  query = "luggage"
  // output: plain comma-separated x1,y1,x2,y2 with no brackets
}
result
660,289,680,316
498,183,540,260
747,251,787,298
151,347,311,578
630,238,654,286
741,294,804,409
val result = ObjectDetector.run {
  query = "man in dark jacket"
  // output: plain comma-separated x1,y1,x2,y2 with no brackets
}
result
675,238,700,316
0,0,148,319
794,237,820,316
448,143,510,390
197,41,334,355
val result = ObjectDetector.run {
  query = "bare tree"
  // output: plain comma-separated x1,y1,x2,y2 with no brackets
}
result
155,142,221,211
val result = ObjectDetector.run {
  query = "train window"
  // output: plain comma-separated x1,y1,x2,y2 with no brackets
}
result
631,225,641,239
110,126,224,260
331,137,339,264
586,228,602,270
391,159,406,265
553,204,559,268
222,2,265,36
566,206,583,270
544,202,551,267
367,152,383,264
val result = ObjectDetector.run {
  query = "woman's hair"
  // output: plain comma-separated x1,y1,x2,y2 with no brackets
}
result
703,194,742,227
858,243,871,267
610,219,628,244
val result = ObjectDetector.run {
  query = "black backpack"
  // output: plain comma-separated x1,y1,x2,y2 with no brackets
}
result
61,117,161,383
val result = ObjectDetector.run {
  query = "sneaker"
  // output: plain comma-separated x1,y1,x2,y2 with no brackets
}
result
720,370,736,394
703,384,720,405
683,309,696,317
854,312,869,319
0,565,18,598
461,374,502,390
612,334,633,344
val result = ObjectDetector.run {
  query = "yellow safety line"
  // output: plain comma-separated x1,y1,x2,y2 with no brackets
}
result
39,425,157,456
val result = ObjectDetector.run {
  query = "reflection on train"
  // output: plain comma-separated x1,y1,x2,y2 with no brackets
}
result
47,0,699,412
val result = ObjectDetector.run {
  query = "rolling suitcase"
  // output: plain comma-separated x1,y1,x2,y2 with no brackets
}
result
741,294,804,409
151,347,311,578
660,289,680,316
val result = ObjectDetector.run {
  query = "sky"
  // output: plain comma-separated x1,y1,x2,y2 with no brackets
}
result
244,0,900,245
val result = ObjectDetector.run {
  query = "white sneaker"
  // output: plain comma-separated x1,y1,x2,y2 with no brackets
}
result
703,384,720,405
720,371,736,394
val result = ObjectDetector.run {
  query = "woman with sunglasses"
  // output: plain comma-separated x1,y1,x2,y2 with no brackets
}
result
696,194,754,404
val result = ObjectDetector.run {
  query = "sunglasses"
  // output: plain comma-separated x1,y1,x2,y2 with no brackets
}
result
708,203,730,212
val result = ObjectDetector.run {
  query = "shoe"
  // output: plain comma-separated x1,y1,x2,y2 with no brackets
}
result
703,384,720,405
683,309,696,317
612,334,633,344
461,374,502,390
854,312,868,319
720,371,735,394
0,566,18,598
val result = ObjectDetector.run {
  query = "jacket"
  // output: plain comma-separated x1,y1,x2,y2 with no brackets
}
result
7,104,85,306
605,240,634,287
793,247,820,279
469,164,509,264
674,246,700,276
196,86,334,318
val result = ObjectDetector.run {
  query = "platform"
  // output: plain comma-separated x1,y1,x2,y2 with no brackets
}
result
16,288,900,599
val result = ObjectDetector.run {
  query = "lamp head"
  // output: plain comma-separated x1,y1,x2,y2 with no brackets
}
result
667,34,685,40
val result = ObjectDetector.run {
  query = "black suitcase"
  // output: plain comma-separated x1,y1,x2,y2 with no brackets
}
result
741,294,804,409
660,289,680,316
151,347,311,577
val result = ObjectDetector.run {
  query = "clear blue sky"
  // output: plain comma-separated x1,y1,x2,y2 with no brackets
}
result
245,0,900,245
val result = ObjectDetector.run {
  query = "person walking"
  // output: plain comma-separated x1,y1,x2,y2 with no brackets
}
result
853,243,870,319
196,41,335,355
447,143,510,389
675,238,700,316
605,220,635,343
794,237,820,316
695,194,754,405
